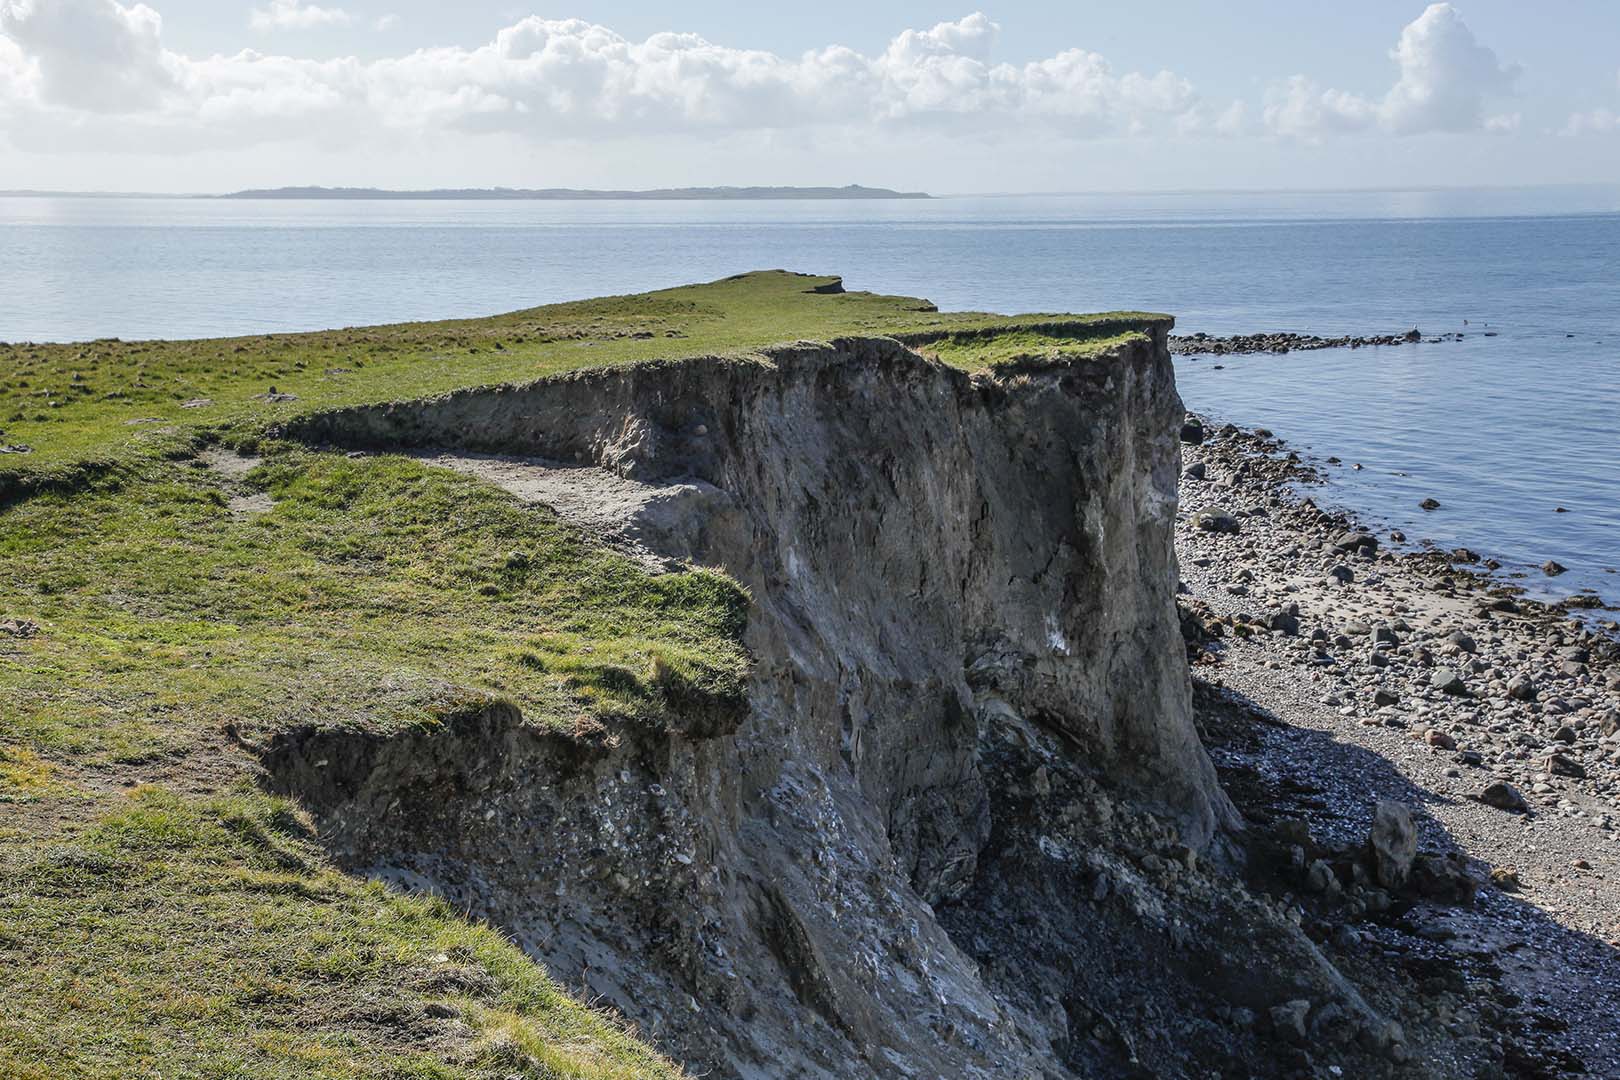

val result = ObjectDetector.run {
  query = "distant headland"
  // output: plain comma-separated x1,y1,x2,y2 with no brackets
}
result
219,184,931,201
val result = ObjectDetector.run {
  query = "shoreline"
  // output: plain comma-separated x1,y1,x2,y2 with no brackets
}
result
1176,415,1620,1074
1177,411,1620,762
1179,414,1619,622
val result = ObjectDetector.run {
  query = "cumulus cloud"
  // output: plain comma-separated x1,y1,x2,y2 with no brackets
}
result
0,0,1539,158
0,0,172,112
249,1,352,32
1219,101,1248,134
1563,71,1620,134
1565,109,1619,134
0,2,1220,153
1263,3,1518,138
1263,76,1375,138
1381,3,1518,132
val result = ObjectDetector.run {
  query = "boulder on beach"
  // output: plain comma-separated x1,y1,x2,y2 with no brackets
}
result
1424,729,1457,750
1542,753,1586,779
1331,530,1379,556
1480,782,1528,813
1367,800,1417,889
1267,609,1300,636
1506,675,1537,702
1430,669,1468,696
1193,509,1241,534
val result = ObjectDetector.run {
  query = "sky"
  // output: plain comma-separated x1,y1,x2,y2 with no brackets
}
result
0,0,1617,193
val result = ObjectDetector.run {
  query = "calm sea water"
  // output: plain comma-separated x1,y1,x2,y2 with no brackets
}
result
2,187,1617,604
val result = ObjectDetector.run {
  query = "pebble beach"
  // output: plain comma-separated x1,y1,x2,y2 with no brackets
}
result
1177,415,1620,1074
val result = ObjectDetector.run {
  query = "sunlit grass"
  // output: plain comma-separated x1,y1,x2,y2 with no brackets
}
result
0,451,748,765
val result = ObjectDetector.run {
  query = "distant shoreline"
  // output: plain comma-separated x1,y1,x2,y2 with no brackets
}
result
5,181,1615,202
0,184,931,201
222,185,931,201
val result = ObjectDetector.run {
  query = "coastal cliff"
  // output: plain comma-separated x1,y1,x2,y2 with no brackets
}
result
265,332,1411,1077
279,330,1227,842
6,272,1536,1078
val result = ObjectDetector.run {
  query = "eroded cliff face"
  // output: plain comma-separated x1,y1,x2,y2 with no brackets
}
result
265,335,1396,1077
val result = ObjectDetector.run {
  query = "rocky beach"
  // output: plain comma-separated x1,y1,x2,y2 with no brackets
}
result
1176,415,1620,1076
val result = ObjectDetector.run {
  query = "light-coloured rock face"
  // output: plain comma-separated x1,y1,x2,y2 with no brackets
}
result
287,333,1231,841
271,333,1253,1076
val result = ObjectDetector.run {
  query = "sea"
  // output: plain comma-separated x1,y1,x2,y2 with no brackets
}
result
2,186,1617,606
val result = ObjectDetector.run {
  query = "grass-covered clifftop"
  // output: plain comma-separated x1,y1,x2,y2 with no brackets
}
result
0,270,1164,496
0,271,1168,1077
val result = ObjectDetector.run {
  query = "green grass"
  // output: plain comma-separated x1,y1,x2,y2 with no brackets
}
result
0,270,1165,495
0,786,682,1080
0,450,748,767
910,326,1153,371
0,270,1164,1076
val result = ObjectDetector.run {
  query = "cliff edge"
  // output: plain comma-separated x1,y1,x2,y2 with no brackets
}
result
267,332,1399,1077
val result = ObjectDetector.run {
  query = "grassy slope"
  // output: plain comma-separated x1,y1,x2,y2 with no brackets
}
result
0,271,1166,1077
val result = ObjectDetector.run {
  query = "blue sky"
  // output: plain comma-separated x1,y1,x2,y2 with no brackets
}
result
1,0,1617,192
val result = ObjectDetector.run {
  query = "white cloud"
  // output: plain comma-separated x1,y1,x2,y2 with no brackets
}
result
1565,108,1618,134
1380,2,1518,133
1263,76,1375,138
1212,100,1248,137
1263,3,1518,138
902,11,997,63
0,0,172,112
373,13,398,32
249,0,352,33
0,5,1215,152
1563,71,1620,135
1006,51,1198,136
0,0,1540,161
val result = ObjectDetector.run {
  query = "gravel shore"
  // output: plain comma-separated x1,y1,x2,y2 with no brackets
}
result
1176,416,1620,1077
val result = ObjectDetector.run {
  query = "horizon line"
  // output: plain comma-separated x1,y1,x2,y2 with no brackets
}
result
2,180,1617,200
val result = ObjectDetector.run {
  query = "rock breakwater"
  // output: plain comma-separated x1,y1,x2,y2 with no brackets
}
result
1171,329,1466,356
